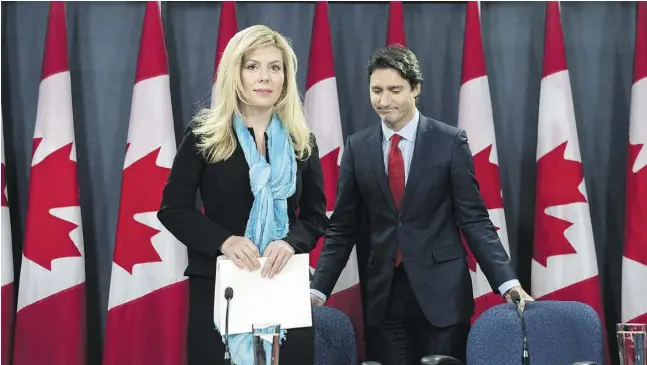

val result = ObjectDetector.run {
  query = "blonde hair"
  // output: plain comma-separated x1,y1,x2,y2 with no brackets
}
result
192,25,312,163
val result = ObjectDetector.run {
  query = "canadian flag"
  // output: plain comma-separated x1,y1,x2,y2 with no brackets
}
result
211,1,238,107
103,2,189,364
13,2,87,364
532,2,607,363
387,1,406,46
457,1,509,323
1,114,15,365
305,1,365,359
622,0,647,325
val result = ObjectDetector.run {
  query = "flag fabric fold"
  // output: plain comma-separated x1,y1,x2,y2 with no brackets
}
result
621,0,647,325
211,1,238,107
13,2,87,364
1,113,15,365
387,1,406,46
532,2,608,363
457,1,509,324
305,1,366,360
103,2,189,364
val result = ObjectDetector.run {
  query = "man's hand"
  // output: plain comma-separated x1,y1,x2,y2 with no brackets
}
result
261,240,295,278
310,293,324,307
504,286,534,310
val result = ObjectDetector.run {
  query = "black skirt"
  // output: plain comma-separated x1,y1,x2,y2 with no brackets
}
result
187,276,315,365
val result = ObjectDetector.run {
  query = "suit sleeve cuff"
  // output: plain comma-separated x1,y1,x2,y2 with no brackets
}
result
310,289,327,302
498,279,520,296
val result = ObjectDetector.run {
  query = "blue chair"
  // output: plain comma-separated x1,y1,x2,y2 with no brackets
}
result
364,301,604,365
313,306,358,365
465,301,604,365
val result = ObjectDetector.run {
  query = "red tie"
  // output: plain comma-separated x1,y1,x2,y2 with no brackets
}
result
388,134,405,267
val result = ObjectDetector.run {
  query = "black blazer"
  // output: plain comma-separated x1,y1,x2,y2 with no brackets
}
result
158,126,328,278
311,115,517,328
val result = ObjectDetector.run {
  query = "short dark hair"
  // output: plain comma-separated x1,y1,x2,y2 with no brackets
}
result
366,45,424,89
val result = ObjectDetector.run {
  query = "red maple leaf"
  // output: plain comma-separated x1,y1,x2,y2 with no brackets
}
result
113,146,170,274
1,162,7,207
23,138,82,270
533,141,587,267
309,147,340,269
624,143,647,266
320,147,340,212
473,145,504,210
462,145,504,272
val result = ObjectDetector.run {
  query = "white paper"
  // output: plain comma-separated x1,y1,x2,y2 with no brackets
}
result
213,253,313,335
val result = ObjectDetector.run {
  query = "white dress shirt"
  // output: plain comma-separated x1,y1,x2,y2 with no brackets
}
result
381,108,420,184
311,108,519,301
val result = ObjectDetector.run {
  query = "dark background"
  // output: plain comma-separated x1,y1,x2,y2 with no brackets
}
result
2,1,638,363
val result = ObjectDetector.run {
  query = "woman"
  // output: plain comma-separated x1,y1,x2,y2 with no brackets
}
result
158,25,328,365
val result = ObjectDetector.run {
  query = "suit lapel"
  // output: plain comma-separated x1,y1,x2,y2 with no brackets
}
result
367,124,397,213
400,116,433,213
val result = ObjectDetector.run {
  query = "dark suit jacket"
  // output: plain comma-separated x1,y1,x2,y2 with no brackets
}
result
311,115,517,328
158,126,328,278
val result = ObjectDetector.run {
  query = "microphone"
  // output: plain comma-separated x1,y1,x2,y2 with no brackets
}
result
510,290,530,365
224,287,234,365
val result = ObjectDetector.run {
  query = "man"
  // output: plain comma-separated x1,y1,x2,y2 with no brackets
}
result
310,46,533,364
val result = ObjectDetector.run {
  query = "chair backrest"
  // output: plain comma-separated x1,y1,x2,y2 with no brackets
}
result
312,306,358,365
466,301,604,365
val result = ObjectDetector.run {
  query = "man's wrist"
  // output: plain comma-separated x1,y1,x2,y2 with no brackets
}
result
498,279,521,297
310,289,327,302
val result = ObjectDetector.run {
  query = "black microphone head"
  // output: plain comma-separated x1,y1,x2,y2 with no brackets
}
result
510,290,521,303
225,287,233,300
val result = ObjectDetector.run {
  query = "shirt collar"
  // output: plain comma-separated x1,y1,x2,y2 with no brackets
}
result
382,108,420,144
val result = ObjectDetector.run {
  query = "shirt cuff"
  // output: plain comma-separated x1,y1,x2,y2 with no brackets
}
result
310,289,327,302
498,279,521,296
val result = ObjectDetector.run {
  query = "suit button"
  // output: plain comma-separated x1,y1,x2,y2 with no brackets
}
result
397,221,402,227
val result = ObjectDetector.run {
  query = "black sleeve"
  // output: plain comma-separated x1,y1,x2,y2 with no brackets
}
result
450,129,517,290
311,137,362,297
157,127,234,259
283,133,329,254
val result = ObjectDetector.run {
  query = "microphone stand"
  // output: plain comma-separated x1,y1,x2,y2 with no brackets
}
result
521,310,530,365
225,301,231,365
224,287,234,365
510,291,530,365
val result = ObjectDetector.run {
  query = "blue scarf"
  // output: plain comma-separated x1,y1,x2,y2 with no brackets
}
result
219,112,296,365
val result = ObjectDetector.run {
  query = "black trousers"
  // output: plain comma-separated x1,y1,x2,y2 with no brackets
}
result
365,266,470,365
187,276,315,365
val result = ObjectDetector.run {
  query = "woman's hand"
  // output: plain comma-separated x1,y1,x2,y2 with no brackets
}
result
261,240,295,278
220,236,261,271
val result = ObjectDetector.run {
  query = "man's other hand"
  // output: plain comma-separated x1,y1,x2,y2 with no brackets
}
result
504,286,534,310
310,293,324,307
